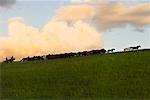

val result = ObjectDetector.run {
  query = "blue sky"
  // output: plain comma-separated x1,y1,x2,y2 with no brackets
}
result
0,0,150,52
0,0,68,33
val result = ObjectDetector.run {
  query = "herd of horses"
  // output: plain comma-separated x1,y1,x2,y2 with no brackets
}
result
2,45,141,63
18,49,106,62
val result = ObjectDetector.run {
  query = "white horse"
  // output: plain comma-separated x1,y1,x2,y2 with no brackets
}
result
124,48,131,52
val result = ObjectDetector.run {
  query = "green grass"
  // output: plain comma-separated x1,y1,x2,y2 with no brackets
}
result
0,50,150,100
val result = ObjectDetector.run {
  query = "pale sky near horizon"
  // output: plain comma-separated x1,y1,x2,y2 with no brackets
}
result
0,0,150,60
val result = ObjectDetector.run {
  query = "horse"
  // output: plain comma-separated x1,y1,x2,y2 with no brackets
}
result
21,56,44,62
124,48,131,52
21,57,31,62
32,56,44,61
99,49,106,54
130,45,141,50
90,49,106,55
107,48,115,53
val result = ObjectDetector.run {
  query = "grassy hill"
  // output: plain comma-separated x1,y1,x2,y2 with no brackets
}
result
0,50,150,99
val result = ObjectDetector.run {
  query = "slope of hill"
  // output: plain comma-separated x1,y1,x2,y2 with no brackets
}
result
0,50,150,99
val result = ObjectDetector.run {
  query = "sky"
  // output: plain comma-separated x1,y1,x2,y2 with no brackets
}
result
0,0,150,61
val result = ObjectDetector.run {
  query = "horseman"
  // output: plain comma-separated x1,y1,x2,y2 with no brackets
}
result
3,56,15,63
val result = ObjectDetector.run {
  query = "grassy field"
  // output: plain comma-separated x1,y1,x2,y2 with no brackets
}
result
0,50,150,99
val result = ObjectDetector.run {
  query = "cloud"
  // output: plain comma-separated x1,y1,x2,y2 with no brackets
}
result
70,0,149,4
0,17,101,61
54,4,95,23
95,3,150,31
0,0,16,8
53,2,150,31
0,18,2,24
70,0,93,3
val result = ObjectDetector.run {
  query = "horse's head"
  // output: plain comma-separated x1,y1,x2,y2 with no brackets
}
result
137,45,141,48
113,48,115,50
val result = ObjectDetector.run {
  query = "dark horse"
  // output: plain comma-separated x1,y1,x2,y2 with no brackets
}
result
130,45,141,50
21,57,30,62
21,56,44,62
107,48,115,53
3,56,15,63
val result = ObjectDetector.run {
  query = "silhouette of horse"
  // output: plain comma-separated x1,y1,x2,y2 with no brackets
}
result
21,57,30,62
32,56,44,61
90,49,106,55
3,56,15,63
107,48,115,53
130,45,141,50
100,49,107,54
21,56,44,62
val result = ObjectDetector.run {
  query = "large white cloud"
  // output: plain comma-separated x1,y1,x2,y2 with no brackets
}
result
0,17,101,61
